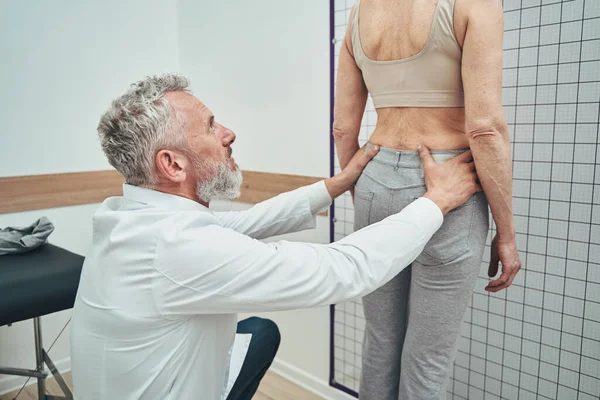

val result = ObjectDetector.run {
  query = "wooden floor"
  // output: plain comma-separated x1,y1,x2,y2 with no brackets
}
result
0,370,324,400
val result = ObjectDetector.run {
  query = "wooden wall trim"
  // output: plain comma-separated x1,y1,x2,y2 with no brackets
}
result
0,170,328,215
239,171,324,204
0,171,125,214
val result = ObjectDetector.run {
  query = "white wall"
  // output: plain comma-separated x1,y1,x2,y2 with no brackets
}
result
0,0,180,177
177,0,331,177
0,0,180,394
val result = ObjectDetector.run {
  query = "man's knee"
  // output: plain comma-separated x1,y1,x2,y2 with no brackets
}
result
239,317,281,353
256,318,280,353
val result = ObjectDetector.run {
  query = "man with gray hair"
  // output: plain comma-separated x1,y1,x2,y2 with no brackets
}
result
71,74,481,400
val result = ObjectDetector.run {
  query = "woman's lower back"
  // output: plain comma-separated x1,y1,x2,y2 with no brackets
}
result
369,107,469,150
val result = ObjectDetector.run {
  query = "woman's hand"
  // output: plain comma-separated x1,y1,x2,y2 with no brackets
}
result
485,234,522,292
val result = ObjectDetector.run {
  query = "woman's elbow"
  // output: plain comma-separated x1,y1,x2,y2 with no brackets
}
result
332,123,356,143
466,118,509,143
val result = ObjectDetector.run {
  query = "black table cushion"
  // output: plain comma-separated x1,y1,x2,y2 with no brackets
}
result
0,243,84,326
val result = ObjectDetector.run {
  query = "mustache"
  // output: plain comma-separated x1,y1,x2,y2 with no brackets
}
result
228,147,233,158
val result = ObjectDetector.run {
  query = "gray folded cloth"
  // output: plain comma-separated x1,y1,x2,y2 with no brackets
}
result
0,217,55,255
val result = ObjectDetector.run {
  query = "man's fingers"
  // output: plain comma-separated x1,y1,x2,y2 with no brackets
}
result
363,145,380,162
417,144,435,169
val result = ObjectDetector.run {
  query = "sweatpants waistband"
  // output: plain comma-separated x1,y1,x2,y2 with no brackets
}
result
365,142,467,168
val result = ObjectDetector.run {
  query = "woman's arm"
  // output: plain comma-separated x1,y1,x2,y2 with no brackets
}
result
462,0,522,292
333,6,368,178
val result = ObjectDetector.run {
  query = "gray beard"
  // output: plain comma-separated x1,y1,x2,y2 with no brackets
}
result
195,159,243,203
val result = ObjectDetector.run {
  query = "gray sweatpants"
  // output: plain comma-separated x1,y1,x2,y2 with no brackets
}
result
355,144,489,400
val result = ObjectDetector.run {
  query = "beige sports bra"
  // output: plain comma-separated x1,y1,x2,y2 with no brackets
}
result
351,0,465,108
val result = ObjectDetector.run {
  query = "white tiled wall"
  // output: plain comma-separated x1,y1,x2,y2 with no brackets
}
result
330,1,600,399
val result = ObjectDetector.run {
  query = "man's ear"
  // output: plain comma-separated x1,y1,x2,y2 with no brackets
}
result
155,149,188,183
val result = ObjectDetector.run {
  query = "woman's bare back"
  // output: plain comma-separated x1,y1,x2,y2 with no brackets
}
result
356,0,470,150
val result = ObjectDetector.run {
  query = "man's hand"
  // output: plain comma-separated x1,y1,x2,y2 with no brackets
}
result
485,234,522,292
343,145,380,187
325,145,380,200
418,145,482,215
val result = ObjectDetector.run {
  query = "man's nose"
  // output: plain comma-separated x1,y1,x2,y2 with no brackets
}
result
221,126,236,146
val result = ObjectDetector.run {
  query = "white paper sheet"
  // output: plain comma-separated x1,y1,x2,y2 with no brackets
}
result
223,333,252,399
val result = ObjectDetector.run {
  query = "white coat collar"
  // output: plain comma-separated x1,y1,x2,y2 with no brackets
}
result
122,184,212,212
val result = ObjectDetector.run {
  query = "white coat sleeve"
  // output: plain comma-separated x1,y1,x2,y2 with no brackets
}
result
152,197,443,315
213,181,332,239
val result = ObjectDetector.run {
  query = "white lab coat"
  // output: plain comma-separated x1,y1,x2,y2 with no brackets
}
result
71,181,442,399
